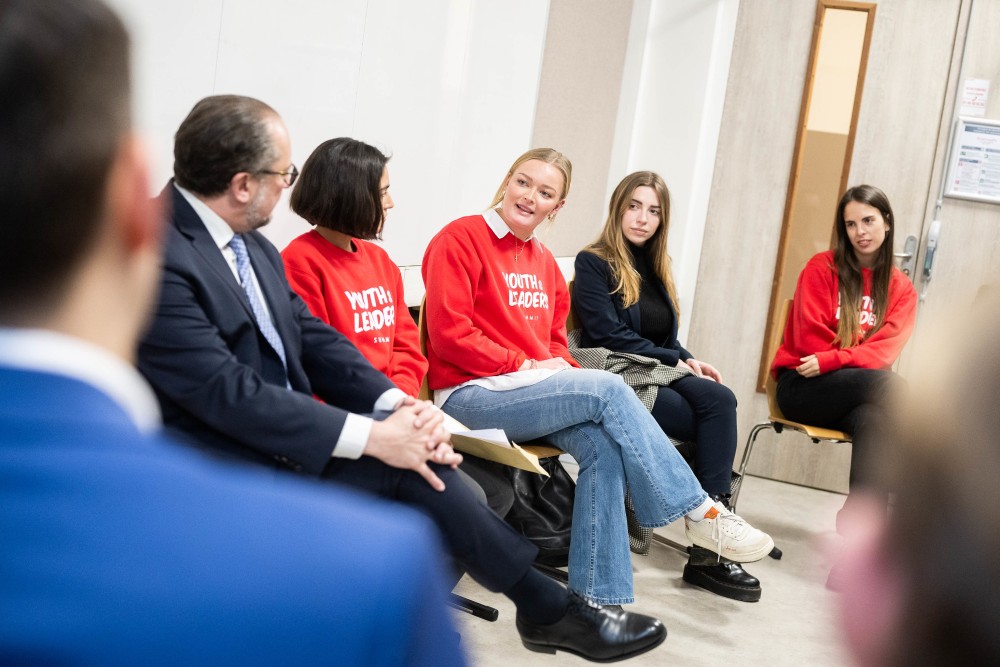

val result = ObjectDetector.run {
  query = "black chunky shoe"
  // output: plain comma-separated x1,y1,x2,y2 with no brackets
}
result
683,546,762,602
710,492,734,509
516,592,667,662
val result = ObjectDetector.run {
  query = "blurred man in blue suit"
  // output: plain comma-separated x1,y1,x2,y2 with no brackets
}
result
0,1,464,664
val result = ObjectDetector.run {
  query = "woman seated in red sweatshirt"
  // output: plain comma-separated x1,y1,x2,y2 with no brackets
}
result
282,138,424,397
422,148,773,607
771,184,917,525
281,137,513,518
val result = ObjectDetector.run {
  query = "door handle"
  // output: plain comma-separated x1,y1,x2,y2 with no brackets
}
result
895,235,918,277
919,221,942,302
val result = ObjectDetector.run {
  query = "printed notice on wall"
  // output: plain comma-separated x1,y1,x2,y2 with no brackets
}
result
945,117,1000,204
960,79,990,117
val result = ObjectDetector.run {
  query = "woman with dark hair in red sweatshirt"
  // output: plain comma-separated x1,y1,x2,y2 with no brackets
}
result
282,138,425,397
771,184,917,524
282,137,518,519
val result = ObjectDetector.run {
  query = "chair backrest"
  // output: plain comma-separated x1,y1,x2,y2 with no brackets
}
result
765,299,793,420
565,279,579,333
416,297,432,401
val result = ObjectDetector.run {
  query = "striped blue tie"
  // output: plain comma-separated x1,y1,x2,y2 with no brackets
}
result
228,234,288,370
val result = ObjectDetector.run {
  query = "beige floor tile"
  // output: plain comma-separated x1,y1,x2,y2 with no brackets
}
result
452,475,852,666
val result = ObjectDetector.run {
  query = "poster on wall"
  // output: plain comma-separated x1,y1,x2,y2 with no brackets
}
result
945,117,1000,204
960,79,990,117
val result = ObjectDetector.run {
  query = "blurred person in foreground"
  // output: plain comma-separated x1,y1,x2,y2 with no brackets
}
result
835,294,1000,666
0,0,462,663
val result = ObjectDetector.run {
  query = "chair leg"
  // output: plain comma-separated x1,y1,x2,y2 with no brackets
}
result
649,533,691,556
732,423,784,560
730,423,775,512
448,594,499,622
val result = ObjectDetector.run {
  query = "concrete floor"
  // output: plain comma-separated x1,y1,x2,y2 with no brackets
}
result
451,474,852,666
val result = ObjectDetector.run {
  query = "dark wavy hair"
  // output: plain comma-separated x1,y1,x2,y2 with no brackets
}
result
833,184,896,346
290,138,389,239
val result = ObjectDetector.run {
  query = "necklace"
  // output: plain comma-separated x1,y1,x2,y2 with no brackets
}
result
513,235,527,262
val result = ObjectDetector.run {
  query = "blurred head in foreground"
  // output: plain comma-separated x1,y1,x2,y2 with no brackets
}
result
836,291,1000,666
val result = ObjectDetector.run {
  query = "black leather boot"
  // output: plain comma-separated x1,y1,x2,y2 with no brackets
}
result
683,546,762,602
710,492,734,509
682,492,763,602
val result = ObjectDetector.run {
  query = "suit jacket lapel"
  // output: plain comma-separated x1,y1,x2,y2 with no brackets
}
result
167,183,255,321
654,280,679,341
624,302,641,332
164,183,294,383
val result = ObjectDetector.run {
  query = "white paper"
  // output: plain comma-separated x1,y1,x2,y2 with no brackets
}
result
456,429,511,444
961,78,990,117
442,413,511,446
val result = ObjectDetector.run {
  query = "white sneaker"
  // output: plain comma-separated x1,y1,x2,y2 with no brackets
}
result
684,502,774,563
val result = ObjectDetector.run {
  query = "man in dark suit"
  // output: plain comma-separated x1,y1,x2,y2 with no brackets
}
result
136,94,667,662
0,1,463,664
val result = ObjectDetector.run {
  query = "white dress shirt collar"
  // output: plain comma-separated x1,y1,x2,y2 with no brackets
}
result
0,327,162,433
483,208,538,245
174,183,236,251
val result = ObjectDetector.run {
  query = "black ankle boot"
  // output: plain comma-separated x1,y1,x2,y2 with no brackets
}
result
683,546,762,602
709,492,733,510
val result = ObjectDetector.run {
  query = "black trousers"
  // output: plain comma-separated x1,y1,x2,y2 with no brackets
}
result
322,456,538,593
649,375,738,496
776,367,900,490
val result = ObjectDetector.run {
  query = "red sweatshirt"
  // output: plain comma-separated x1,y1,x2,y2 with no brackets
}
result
771,250,917,376
282,230,427,397
421,213,578,390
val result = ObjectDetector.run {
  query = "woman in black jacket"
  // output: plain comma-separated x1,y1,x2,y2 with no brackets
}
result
573,170,759,602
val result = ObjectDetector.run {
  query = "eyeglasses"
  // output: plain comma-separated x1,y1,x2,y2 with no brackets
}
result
258,163,299,187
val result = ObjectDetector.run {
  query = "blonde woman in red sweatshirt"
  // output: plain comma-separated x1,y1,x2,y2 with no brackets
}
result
422,148,773,608
771,184,917,521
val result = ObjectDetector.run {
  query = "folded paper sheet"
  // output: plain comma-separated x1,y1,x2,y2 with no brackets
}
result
443,414,550,476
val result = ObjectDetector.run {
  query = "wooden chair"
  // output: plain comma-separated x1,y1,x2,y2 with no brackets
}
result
730,299,852,511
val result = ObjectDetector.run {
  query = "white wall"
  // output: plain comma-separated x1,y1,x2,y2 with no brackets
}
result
108,0,549,266
607,0,739,342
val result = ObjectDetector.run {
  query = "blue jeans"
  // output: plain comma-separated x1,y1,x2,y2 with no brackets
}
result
442,368,708,604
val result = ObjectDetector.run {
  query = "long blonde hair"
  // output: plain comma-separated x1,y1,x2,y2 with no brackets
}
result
582,171,679,312
487,147,573,208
